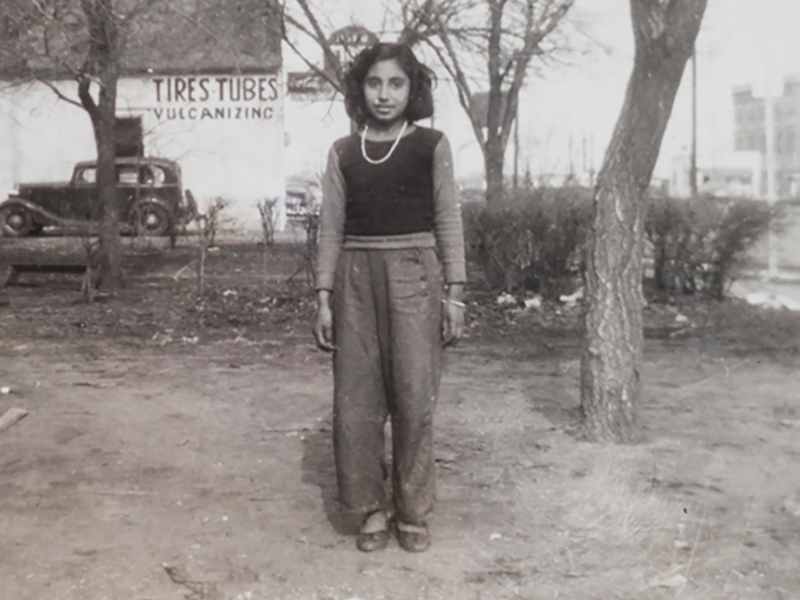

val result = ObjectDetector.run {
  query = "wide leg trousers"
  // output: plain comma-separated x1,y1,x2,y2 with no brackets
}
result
332,247,443,524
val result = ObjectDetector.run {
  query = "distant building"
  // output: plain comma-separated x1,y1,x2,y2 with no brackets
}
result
733,76,800,199
671,76,800,200
671,152,761,199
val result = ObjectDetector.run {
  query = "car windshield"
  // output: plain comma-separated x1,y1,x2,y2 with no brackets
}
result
76,168,96,184
142,166,166,185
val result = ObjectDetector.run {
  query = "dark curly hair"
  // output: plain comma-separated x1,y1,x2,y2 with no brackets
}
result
343,43,435,126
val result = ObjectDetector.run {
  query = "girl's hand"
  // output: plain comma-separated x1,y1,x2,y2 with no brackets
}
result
442,298,465,347
313,291,335,352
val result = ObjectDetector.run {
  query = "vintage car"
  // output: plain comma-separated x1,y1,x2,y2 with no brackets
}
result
0,157,196,237
284,177,321,222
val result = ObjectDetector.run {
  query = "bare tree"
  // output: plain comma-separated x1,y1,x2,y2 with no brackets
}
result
282,1,573,206
407,0,575,206
1,0,126,288
580,0,708,443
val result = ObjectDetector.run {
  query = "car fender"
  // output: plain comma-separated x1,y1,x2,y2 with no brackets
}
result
0,197,60,226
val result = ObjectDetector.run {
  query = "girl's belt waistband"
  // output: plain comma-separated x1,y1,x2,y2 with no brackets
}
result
342,232,436,250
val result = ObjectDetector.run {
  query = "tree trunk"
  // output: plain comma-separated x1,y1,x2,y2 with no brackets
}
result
79,0,122,291
580,0,708,443
484,134,506,207
94,70,121,290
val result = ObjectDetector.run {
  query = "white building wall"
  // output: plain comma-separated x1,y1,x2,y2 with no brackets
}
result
0,82,96,191
1,72,285,230
283,93,349,182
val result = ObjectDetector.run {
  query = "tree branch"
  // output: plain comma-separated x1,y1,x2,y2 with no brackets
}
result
283,34,343,94
40,14,100,86
424,35,486,153
165,2,243,71
282,10,319,41
487,0,503,84
119,0,161,28
77,72,99,123
292,0,344,83
37,78,84,109
498,0,573,150
397,0,436,46
397,0,481,47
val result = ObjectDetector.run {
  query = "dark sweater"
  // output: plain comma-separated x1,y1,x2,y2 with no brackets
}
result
337,127,441,236
315,126,466,291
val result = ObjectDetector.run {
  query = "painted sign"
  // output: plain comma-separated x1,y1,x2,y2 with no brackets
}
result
148,75,280,121
324,26,378,74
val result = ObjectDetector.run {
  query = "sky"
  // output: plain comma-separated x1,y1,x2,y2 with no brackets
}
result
284,0,800,181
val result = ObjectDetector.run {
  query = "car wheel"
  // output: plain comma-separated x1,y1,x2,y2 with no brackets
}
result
0,206,33,237
133,203,171,236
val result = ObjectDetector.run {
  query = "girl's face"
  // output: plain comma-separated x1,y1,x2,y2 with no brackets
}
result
363,58,411,125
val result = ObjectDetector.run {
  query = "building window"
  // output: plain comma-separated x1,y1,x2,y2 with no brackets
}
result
115,117,144,158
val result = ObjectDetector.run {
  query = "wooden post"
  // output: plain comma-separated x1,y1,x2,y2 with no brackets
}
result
690,50,698,196
764,94,779,278
513,110,519,192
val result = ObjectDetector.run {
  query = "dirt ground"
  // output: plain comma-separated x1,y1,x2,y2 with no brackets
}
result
1,233,800,600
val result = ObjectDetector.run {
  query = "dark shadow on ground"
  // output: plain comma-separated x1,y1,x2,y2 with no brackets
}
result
533,396,585,439
300,423,362,536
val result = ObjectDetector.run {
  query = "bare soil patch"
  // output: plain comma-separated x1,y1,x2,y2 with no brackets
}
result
1,236,799,600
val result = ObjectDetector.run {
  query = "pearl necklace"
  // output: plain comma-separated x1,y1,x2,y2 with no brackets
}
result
360,121,408,165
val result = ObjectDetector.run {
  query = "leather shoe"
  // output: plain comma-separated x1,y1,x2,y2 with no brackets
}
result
396,520,430,553
356,511,390,552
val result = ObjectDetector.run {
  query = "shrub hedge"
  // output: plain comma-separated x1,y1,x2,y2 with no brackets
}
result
461,187,776,302
462,186,592,300
644,195,774,300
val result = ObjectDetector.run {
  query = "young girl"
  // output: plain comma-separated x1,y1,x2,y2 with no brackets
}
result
313,43,466,553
